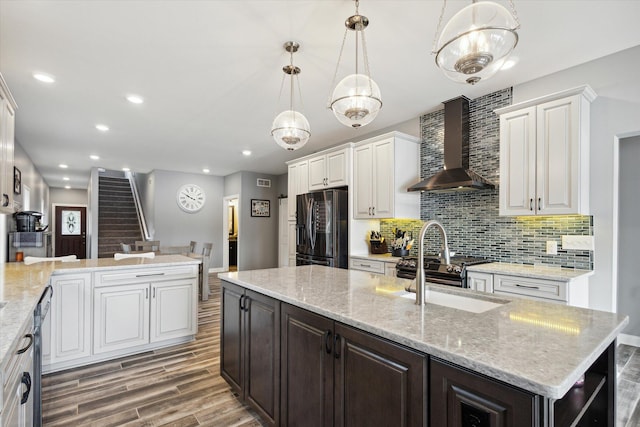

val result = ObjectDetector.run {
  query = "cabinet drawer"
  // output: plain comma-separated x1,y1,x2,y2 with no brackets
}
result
494,274,567,302
94,265,198,287
350,258,385,274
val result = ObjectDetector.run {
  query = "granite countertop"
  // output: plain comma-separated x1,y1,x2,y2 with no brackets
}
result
219,265,627,399
466,262,594,281
0,255,200,373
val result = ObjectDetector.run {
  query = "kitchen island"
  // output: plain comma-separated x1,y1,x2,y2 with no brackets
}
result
219,265,628,426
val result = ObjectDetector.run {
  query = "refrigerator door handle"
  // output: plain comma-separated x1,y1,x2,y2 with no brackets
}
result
307,198,316,251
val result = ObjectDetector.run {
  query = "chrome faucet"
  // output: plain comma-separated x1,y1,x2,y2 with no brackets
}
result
416,220,451,305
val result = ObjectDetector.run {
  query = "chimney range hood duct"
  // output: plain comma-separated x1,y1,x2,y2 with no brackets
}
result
408,96,495,193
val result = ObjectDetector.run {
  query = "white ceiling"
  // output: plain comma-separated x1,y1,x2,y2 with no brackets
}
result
2,0,640,189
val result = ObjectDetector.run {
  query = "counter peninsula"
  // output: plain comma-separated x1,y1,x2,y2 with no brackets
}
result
219,265,628,426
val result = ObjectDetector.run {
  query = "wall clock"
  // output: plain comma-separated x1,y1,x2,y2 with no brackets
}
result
176,184,206,213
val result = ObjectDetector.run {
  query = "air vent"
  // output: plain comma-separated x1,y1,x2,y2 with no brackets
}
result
257,178,271,188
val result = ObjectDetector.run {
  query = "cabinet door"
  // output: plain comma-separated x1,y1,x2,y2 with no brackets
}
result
50,274,92,363
150,279,197,343
0,92,15,212
287,163,298,220
499,107,537,216
467,272,494,293
334,323,427,427
308,155,328,191
220,281,244,393
93,283,150,354
244,290,280,426
430,358,537,427
327,149,348,188
281,303,334,427
536,96,580,215
353,144,373,218
371,138,394,218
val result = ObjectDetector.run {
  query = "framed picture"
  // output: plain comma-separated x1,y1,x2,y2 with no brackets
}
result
251,199,270,217
13,167,21,195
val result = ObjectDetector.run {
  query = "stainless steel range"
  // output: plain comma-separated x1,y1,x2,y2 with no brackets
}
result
396,255,491,289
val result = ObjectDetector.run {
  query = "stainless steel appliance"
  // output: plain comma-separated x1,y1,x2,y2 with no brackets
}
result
14,211,43,232
396,255,490,289
33,285,52,427
296,189,348,269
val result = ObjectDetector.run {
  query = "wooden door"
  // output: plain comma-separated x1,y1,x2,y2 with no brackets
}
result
334,322,427,427
281,303,334,427
55,206,87,258
244,290,280,426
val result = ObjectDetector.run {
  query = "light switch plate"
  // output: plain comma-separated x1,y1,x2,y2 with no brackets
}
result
562,235,595,250
546,241,558,255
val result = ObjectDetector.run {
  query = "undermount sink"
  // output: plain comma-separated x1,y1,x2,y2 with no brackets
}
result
396,289,505,314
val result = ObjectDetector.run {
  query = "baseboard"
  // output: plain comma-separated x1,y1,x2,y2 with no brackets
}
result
208,267,225,274
619,333,640,347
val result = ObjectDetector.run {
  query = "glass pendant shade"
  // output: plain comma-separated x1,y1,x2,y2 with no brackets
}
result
435,1,519,85
271,110,310,151
330,73,382,128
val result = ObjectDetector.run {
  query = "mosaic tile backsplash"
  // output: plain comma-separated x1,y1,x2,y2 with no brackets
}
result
380,88,593,270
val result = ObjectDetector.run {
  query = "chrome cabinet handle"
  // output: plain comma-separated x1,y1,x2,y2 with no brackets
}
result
372,207,375,216
17,334,34,354
2,194,8,207
145,288,149,299
515,283,540,290
538,197,542,211
368,207,372,216
136,273,165,278
529,198,534,211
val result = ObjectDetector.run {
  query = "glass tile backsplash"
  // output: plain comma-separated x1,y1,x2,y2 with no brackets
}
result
379,88,593,270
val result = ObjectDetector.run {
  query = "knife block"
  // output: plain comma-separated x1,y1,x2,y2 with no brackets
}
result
370,240,388,254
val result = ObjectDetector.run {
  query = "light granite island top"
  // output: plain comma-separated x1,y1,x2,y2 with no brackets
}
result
0,255,200,370
219,265,628,399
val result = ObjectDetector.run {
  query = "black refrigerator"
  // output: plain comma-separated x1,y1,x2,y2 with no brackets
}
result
296,188,348,269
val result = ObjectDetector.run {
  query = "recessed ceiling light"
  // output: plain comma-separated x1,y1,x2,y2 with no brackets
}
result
33,73,55,83
89,154,100,160
64,185,71,189
59,164,68,169
122,167,130,172
202,168,210,174
63,177,70,181
242,150,252,156
95,124,109,132
126,95,144,104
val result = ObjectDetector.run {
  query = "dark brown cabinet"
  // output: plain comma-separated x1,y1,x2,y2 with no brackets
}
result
430,358,538,427
220,281,280,426
281,303,427,427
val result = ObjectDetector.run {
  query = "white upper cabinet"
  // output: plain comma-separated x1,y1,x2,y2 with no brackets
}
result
353,132,420,219
496,85,596,216
0,73,17,213
308,147,349,191
287,159,309,220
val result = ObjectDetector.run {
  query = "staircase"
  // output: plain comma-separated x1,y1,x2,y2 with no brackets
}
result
98,176,143,258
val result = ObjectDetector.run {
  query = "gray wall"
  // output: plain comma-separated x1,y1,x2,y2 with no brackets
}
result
238,171,280,271
511,45,640,313
618,135,640,336
142,170,225,267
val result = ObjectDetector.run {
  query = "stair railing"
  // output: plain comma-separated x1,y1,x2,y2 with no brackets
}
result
125,171,152,241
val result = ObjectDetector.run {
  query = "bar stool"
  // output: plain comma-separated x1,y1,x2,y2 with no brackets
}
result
134,240,160,252
190,242,213,300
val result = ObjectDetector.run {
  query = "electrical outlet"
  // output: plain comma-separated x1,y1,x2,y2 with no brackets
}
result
546,241,558,255
562,235,595,250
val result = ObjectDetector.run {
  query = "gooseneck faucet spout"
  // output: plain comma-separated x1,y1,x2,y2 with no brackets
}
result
416,220,450,305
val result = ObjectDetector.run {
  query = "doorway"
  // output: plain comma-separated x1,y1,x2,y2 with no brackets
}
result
223,195,239,271
54,205,87,259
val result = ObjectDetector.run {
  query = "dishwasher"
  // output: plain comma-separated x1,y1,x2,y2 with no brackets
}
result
33,285,52,427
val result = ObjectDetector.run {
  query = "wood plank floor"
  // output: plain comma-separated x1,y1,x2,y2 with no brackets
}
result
43,274,640,426
42,276,265,426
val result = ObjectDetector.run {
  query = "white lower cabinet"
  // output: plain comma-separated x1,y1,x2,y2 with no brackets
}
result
350,256,399,277
467,271,589,308
43,264,198,373
150,280,197,343
1,320,34,427
50,273,92,363
467,272,494,293
93,283,150,354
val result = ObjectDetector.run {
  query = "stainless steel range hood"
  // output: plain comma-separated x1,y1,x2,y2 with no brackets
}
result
408,96,495,193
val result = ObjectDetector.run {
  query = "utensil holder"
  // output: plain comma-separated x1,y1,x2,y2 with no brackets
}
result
370,240,388,254
391,248,409,257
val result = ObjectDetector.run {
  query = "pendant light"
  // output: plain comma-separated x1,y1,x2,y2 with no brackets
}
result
328,0,382,128
271,41,310,151
433,0,520,85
